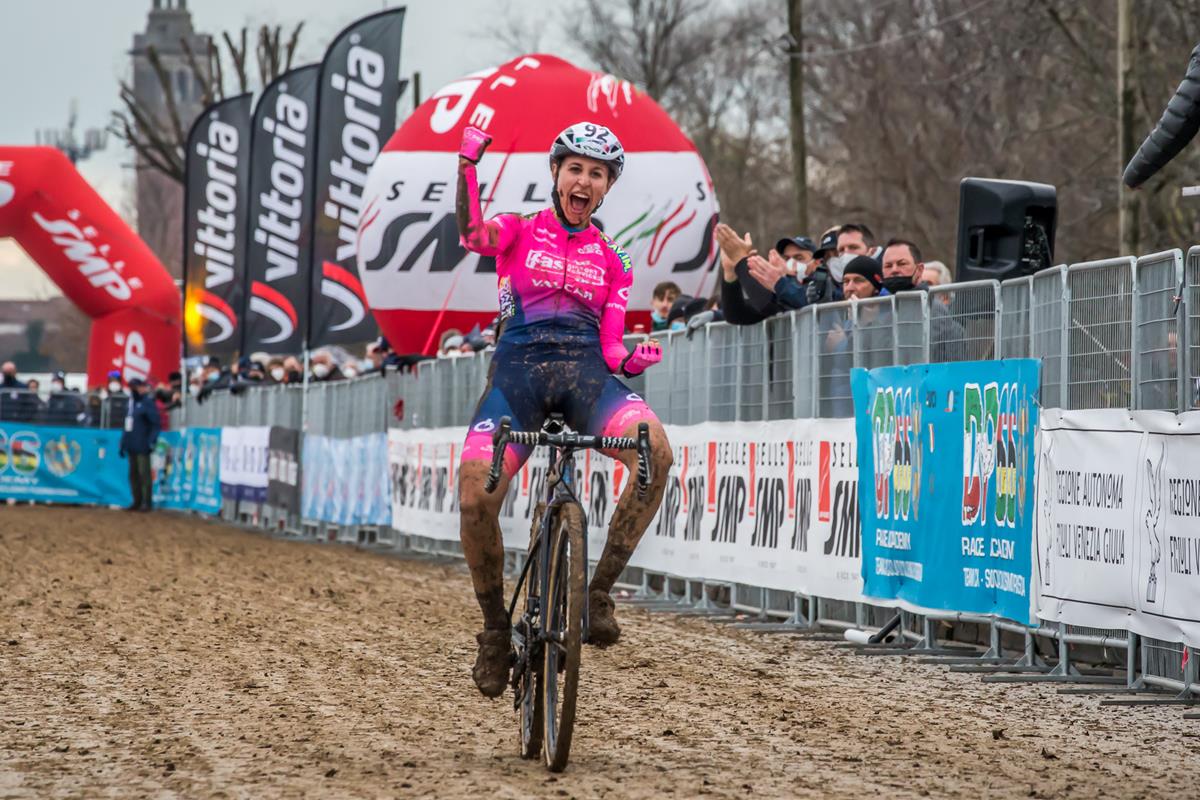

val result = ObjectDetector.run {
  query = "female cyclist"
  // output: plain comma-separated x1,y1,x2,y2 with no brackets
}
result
454,122,673,698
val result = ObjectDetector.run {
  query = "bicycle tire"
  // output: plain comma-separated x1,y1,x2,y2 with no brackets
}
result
518,503,546,760
541,501,586,772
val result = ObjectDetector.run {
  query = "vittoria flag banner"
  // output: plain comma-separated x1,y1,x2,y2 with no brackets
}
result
243,65,319,353
309,8,406,347
358,53,720,355
183,93,253,357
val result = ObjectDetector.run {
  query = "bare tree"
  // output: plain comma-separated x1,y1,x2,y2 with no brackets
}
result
110,23,304,185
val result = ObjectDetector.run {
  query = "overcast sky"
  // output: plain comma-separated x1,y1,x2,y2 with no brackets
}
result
0,0,549,299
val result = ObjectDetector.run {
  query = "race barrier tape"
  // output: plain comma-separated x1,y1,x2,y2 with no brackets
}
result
851,360,1040,624
1036,409,1200,646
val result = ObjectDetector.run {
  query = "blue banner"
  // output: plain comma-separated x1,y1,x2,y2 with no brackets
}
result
0,423,130,506
301,433,390,526
153,427,223,514
851,359,1040,623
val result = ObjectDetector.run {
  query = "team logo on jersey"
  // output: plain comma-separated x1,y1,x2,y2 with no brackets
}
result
526,250,565,274
474,418,496,433
599,232,632,273
498,276,516,320
578,242,602,256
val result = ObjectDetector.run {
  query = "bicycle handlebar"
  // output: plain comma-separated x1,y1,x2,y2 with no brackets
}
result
484,415,652,497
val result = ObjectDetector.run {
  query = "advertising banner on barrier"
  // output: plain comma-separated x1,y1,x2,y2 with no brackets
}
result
153,427,222,513
387,419,867,603
851,360,1040,624
267,427,301,514
0,423,128,506
219,426,270,502
302,433,390,525
1036,409,1200,645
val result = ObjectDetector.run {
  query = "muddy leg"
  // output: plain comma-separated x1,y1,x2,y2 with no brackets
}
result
589,421,673,595
458,460,511,631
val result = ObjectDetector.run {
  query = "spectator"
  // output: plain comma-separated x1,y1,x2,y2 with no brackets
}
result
310,349,343,381
651,281,682,331
2,361,25,389
49,370,67,393
23,379,46,422
820,256,886,415
119,377,161,513
266,357,287,383
440,334,466,357
666,295,708,331
922,260,952,288
282,355,303,383
882,238,969,361
26,378,40,394
802,228,845,307
748,235,817,306
835,223,876,258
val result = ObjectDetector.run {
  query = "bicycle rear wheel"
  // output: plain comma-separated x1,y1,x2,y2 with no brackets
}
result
517,503,546,759
541,502,586,772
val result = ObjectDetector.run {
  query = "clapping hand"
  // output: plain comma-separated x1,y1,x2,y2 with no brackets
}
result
748,251,787,290
715,224,755,282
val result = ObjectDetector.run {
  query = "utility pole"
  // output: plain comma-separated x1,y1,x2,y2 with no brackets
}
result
1118,0,1138,255
787,0,808,233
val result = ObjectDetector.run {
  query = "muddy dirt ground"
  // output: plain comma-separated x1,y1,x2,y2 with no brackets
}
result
0,506,1197,799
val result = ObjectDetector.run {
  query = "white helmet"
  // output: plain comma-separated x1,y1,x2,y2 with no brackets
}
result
549,121,625,181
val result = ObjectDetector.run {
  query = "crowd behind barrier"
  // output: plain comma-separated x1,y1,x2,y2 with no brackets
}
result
6,246,1198,704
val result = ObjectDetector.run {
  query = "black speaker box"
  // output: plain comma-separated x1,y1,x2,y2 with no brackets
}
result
956,177,1056,282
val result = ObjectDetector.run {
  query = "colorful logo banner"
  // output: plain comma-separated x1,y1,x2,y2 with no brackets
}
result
851,359,1040,623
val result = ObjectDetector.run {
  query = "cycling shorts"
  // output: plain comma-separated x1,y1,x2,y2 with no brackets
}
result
461,342,658,479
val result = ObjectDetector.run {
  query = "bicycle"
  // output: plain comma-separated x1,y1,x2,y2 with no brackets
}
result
484,413,651,772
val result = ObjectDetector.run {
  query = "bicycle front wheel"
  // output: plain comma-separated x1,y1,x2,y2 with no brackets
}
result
541,502,586,772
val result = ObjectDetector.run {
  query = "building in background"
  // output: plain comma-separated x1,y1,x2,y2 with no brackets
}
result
130,0,210,279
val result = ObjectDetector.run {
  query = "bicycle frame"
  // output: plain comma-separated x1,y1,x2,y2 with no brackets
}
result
506,443,589,648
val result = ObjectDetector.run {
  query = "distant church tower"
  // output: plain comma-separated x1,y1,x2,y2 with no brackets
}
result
130,0,211,279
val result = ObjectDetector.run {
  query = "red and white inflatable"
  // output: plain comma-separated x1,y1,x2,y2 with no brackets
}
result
0,147,180,387
357,54,719,354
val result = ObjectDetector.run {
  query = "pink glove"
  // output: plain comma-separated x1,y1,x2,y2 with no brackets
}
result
459,126,492,163
619,340,663,377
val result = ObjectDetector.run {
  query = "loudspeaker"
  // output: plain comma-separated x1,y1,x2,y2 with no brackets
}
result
955,178,1056,283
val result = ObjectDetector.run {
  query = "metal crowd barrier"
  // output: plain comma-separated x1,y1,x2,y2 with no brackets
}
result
172,246,1200,699
0,388,130,428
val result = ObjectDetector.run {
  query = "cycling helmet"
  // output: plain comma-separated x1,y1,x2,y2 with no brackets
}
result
549,122,625,181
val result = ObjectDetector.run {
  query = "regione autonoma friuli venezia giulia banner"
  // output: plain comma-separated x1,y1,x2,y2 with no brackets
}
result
358,53,720,355
851,360,1040,624
388,419,867,603
1036,409,1200,646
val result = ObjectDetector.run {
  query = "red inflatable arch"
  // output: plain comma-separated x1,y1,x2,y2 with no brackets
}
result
0,147,180,387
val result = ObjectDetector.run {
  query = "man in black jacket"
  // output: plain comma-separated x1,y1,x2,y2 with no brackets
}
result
120,378,161,512
1124,43,1200,187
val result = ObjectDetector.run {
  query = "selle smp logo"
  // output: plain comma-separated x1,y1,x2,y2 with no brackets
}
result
962,382,1024,528
32,211,135,301
250,85,309,343
192,118,242,343
320,37,387,329
871,386,918,522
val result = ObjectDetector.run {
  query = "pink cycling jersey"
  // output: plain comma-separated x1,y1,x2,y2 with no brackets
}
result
459,162,632,368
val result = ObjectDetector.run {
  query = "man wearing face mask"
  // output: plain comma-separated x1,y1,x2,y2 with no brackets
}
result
881,238,968,362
